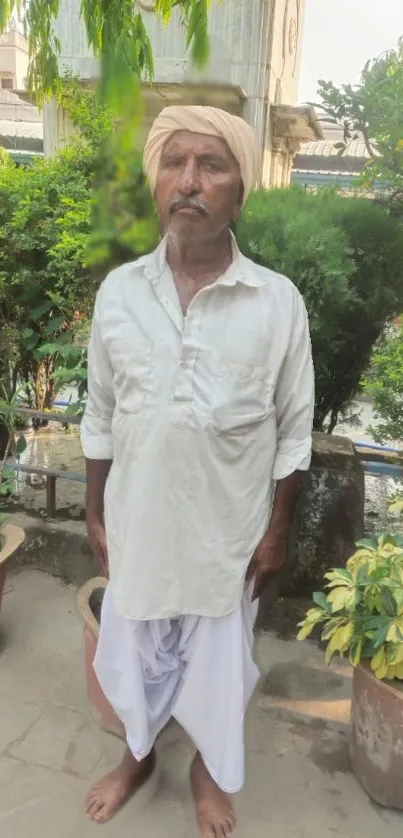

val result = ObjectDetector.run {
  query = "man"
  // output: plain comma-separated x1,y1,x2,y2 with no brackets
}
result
81,105,314,837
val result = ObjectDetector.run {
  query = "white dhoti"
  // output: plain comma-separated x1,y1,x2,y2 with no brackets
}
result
94,586,260,793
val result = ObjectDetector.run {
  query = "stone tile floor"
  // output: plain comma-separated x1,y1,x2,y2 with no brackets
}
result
1,569,402,838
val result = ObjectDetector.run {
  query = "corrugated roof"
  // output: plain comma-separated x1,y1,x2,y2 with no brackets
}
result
299,137,370,159
0,119,43,140
297,122,372,160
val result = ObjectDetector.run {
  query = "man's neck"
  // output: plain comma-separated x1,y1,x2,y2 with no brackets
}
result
166,229,233,282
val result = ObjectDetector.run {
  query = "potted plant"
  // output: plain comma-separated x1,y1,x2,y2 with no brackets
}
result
0,513,25,618
0,388,26,617
77,577,125,738
298,533,403,809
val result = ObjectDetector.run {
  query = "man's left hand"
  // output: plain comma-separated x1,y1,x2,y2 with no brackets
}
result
245,533,287,601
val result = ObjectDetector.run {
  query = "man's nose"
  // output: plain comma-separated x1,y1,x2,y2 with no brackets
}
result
177,158,200,195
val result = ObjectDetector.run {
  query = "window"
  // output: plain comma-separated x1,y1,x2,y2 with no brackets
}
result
1,78,13,89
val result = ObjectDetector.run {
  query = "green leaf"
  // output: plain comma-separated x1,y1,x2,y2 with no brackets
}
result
14,434,27,456
380,587,398,617
327,586,350,613
349,637,363,667
31,300,53,320
312,591,331,612
44,316,65,335
23,333,40,350
355,538,378,550
325,568,353,588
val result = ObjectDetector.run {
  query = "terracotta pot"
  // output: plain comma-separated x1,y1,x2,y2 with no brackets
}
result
77,577,125,739
350,662,403,809
0,523,25,619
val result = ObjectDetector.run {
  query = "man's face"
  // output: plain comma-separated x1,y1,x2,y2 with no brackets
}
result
155,131,243,243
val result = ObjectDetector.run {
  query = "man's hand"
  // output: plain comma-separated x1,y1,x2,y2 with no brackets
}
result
246,533,287,601
87,516,109,579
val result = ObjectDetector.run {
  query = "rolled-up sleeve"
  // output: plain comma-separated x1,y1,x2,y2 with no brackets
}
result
80,295,115,460
273,291,315,480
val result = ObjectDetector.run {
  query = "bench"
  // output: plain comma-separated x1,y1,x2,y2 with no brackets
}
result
0,406,85,517
5,462,86,518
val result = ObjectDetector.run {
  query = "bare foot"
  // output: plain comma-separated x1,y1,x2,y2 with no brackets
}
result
190,752,236,837
85,747,156,823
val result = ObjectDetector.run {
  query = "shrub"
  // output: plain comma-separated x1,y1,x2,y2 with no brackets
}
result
0,83,157,415
363,326,403,443
237,188,403,431
298,534,403,681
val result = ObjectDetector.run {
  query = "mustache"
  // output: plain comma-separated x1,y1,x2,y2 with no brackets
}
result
169,197,208,216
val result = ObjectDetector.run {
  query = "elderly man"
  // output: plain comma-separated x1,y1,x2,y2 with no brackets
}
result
81,105,314,836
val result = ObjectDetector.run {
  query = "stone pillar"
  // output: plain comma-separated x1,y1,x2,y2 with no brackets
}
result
257,433,364,625
283,433,365,594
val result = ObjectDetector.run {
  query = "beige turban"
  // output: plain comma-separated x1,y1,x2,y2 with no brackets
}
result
143,105,260,206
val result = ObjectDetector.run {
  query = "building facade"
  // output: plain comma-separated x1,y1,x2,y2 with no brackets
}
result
44,0,322,184
0,21,29,90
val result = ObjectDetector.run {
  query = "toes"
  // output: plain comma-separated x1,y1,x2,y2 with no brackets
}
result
84,786,101,812
92,804,109,823
84,793,95,811
93,811,107,823
87,801,104,821
227,813,236,831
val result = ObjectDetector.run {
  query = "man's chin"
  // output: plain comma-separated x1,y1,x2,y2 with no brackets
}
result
166,215,207,237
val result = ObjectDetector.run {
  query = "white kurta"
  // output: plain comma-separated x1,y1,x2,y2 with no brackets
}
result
80,237,314,620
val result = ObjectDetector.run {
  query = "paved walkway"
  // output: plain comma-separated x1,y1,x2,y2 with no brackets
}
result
1,570,403,838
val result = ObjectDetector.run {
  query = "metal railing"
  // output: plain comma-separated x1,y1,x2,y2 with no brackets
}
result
4,406,85,517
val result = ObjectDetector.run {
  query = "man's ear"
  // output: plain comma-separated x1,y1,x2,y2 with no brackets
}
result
232,181,244,219
238,182,244,205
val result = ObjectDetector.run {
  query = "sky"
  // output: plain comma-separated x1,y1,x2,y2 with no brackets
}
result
298,0,403,104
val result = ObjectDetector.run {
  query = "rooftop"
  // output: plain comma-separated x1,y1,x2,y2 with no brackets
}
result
294,122,371,176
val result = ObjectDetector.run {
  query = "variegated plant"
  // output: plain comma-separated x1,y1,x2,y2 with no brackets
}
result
298,535,403,680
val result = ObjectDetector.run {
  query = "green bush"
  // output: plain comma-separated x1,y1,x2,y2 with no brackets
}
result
237,188,403,431
363,327,403,443
0,83,157,414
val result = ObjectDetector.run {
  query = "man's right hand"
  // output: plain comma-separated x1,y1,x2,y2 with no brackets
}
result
87,516,109,578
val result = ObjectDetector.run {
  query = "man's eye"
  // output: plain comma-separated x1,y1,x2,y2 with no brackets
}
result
203,161,224,172
163,158,182,168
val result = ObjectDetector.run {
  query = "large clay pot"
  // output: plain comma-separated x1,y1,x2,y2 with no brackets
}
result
350,662,403,809
77,577,125,739
0,523,25,619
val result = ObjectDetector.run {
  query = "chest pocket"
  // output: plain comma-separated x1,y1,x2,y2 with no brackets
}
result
109,340,154,414
212,357,275,433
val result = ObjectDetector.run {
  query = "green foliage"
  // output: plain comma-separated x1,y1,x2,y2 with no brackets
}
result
237,187,403,432
363,327,403,443
0,146,11,168
0,79,158,416
0,385,27,497
298,534,403,681
0,147,94,411
0,0,215,106
316,37,403,206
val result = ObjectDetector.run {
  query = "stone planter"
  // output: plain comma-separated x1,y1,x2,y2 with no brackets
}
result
77,577,125,739
0,523,25,618
350,662,403,809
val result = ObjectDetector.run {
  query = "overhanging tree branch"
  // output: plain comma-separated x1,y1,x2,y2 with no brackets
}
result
0,0,215,103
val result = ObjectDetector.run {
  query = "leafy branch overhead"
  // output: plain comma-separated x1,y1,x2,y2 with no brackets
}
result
314,37,403,201
0,0,214,101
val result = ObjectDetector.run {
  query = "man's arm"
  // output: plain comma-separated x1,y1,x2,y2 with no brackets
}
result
85,459,112,577
80,296,115,577
247,291,314,600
